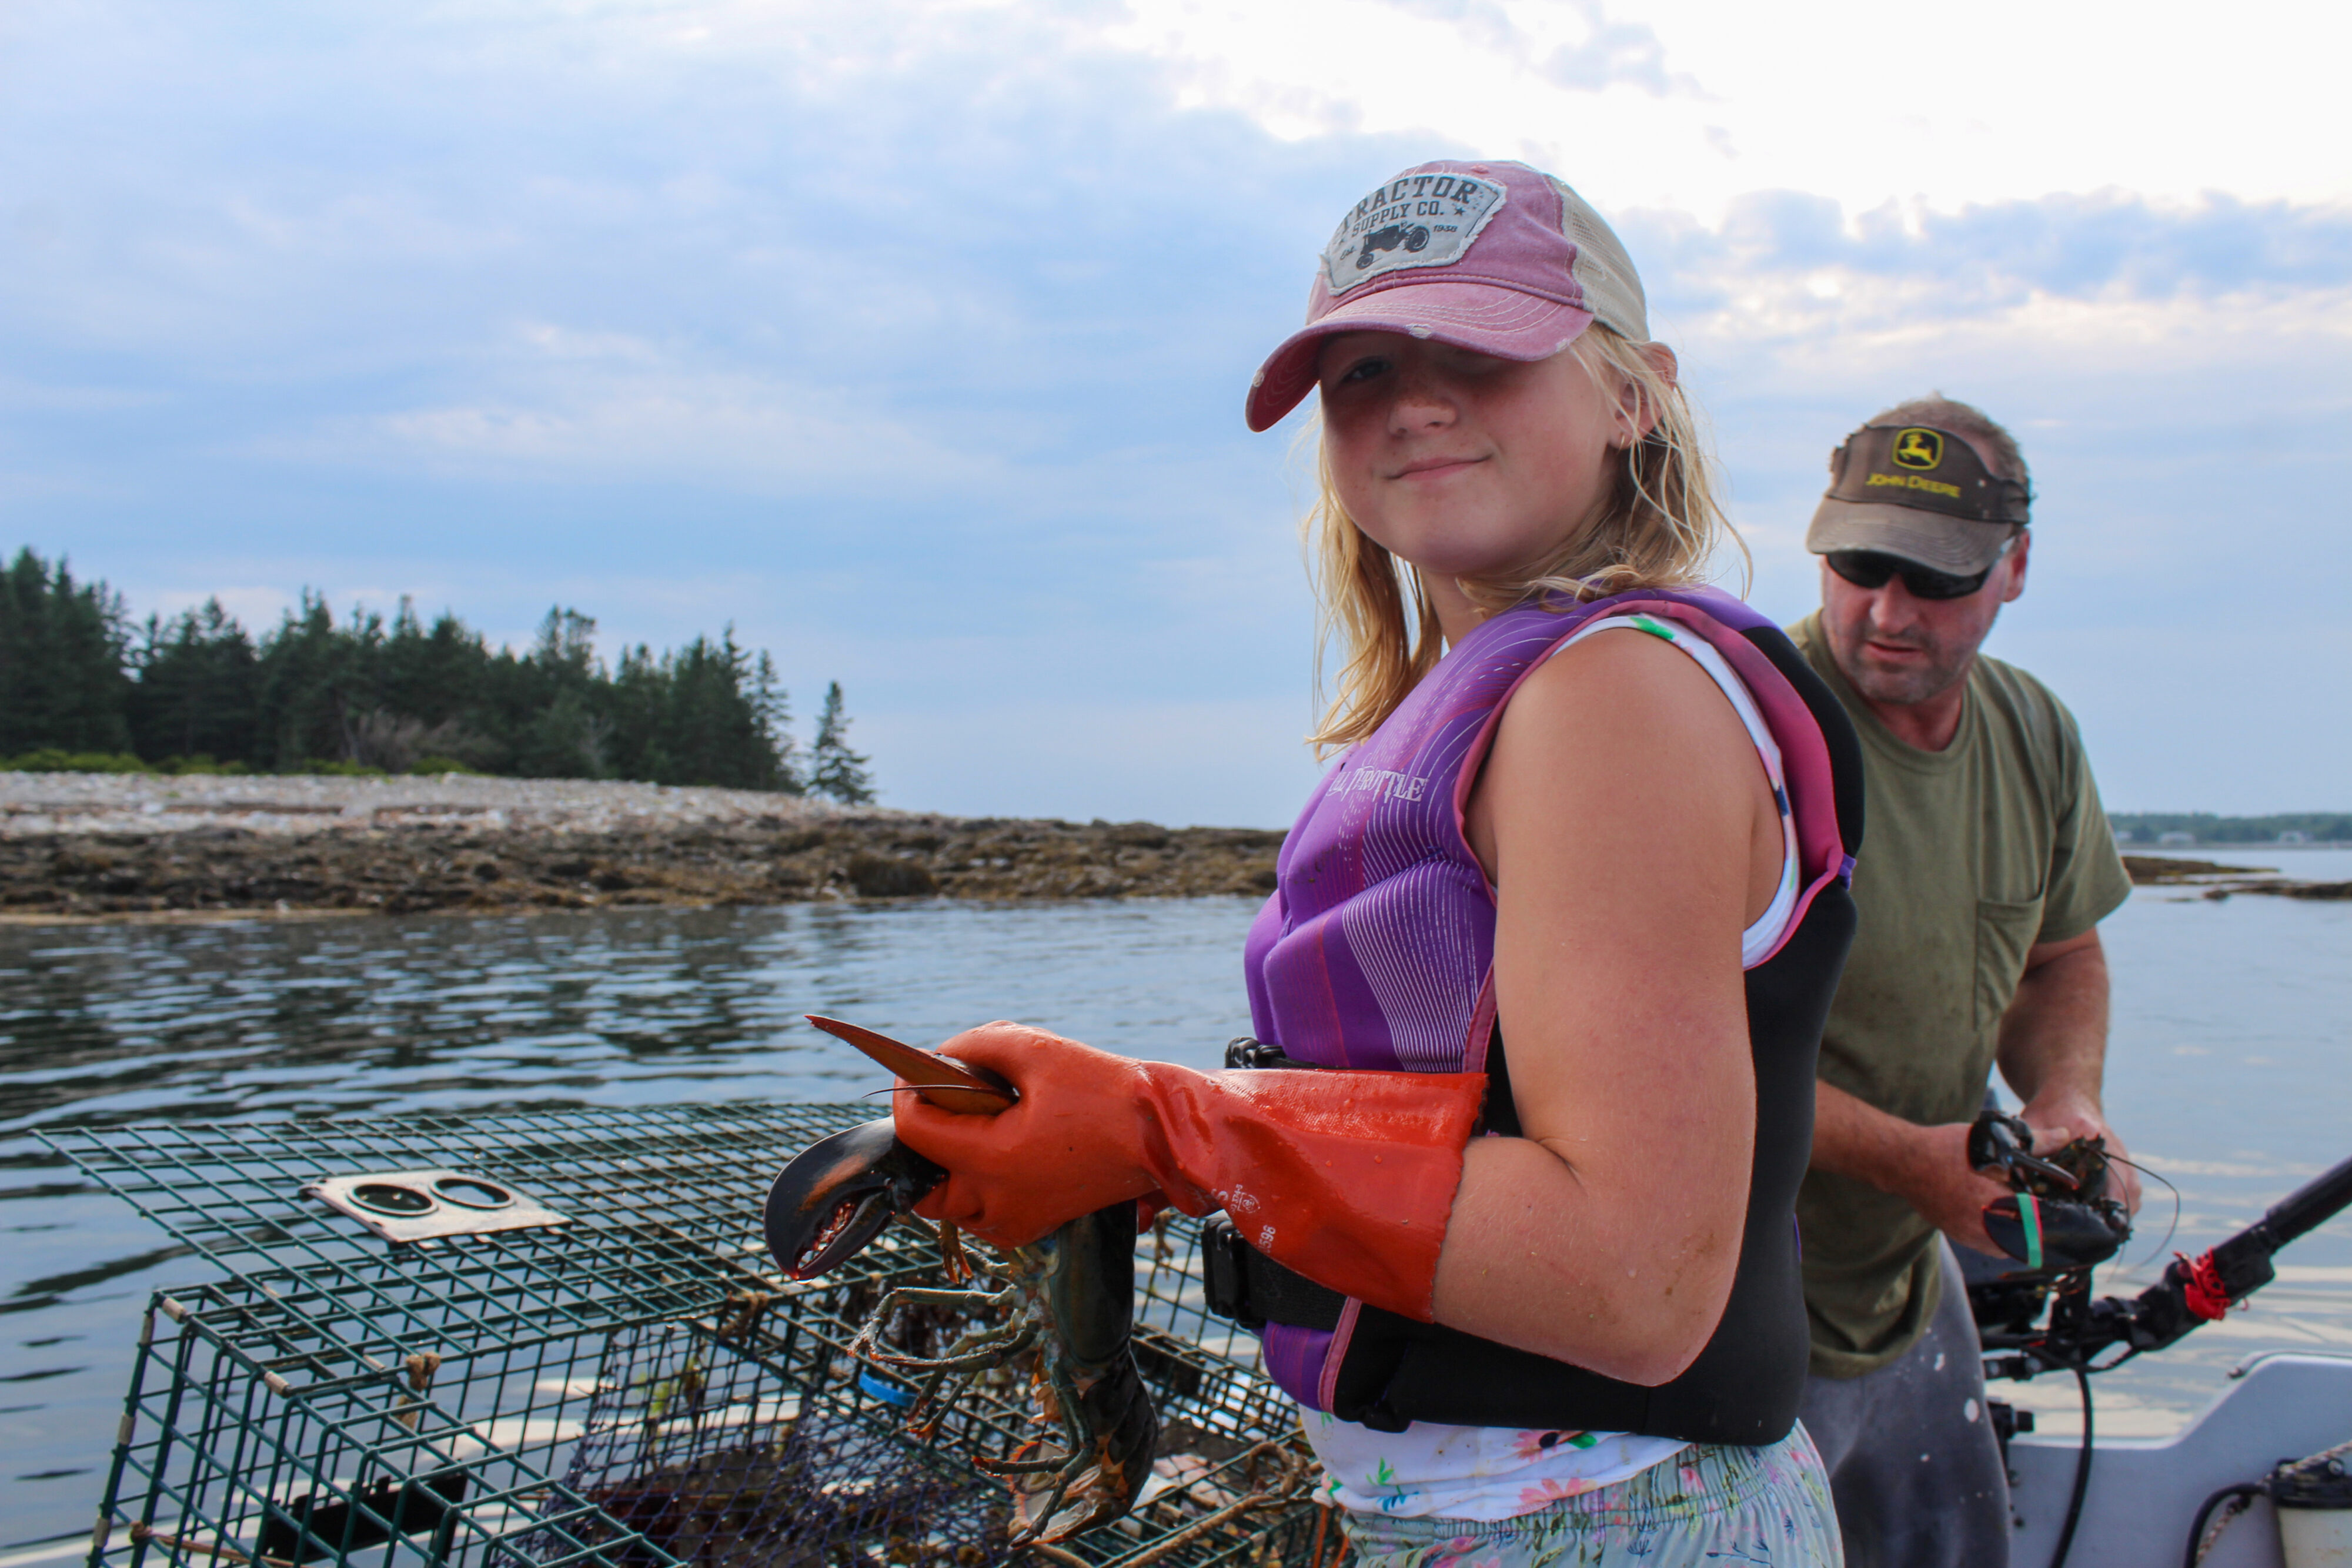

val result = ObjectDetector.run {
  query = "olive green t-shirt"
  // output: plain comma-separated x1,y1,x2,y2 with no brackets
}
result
1788,613,2133,1378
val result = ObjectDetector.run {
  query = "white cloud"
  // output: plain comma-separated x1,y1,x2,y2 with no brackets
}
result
1103,0,1702,159
1088,0,2352,218
1635,0,2352,210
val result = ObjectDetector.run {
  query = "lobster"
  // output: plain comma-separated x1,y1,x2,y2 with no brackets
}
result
762,1018,1160,1544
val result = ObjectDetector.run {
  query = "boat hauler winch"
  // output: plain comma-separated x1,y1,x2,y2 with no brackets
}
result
1962,1137,2352,1568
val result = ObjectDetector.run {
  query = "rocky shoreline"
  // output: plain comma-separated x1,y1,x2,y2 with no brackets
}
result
2120,854,2352,901
6,777,2342,922
0,774,1282,920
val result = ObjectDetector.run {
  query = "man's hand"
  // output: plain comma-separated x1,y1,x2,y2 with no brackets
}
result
1814,1084,2014,1257
1895,1119,2017,1257
1816,922,2139,1258
2018,1095,2144,1215
1813,1086,2141,1259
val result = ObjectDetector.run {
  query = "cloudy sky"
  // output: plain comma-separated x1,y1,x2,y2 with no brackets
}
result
4,0,2346,824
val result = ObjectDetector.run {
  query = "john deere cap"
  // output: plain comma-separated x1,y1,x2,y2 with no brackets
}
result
1806,424,2032,574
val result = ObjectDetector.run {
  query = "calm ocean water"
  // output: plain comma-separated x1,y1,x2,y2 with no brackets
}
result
4,854,2350,1550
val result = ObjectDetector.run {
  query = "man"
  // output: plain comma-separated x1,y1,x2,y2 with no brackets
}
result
1787,396,2140,1568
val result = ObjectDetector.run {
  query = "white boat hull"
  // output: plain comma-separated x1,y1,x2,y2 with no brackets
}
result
2005,1353,2352,1568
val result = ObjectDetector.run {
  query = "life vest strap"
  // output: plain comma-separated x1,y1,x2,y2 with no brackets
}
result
1202,1211,1347,1332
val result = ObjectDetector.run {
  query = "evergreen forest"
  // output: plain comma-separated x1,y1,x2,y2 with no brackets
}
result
2109,812,2352,845
0,548,875,800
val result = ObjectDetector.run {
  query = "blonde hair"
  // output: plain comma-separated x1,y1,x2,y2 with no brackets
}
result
1304,325,1743,753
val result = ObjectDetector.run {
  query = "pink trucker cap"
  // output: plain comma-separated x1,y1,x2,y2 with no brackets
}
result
1245,159,1649,432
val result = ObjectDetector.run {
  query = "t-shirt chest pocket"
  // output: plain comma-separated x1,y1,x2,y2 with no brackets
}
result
1974,895,2044,1035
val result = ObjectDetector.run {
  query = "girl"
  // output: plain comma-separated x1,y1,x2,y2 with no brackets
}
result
896,160,1860,1567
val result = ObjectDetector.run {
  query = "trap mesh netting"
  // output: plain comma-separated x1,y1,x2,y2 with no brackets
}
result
41,1104,1334,1568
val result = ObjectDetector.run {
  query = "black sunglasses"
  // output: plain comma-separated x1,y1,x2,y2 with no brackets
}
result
1825,550,1997,601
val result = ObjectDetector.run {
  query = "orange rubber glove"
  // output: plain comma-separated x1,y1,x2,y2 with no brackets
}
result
892,1021,1484,1323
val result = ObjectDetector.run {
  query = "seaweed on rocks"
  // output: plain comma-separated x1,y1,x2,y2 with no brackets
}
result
0,801,1282,918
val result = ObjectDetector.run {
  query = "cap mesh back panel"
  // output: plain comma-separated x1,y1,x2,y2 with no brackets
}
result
1544,175,1647,339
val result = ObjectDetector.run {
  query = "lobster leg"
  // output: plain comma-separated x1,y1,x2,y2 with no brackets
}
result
907,1326,1039,1429
877,1326,1036,1379
1013,1351,1091,1534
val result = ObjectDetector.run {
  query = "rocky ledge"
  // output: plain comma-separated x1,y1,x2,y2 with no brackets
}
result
2122,854,2351,901
0,774,1282,920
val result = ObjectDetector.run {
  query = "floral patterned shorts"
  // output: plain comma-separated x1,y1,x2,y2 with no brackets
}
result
1337,1425,1843,1568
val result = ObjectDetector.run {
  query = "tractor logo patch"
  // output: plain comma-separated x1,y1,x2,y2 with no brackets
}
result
1892,429,1944,470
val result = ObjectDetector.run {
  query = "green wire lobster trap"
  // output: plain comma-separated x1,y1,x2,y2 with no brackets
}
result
41,1105,1335,1568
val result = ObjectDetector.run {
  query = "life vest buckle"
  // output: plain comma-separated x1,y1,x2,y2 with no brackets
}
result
1200,1211,1265,1330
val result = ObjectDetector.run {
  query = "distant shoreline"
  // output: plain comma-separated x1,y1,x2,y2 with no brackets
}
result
2108,810,2352,848
0,773,1281,921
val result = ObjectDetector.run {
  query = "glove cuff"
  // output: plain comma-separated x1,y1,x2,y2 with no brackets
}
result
1140,1062,1484,1321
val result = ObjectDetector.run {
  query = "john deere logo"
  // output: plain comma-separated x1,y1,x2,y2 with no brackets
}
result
1893,429,1943,470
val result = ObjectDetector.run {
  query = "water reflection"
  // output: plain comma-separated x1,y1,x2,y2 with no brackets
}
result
1,902,1254,1135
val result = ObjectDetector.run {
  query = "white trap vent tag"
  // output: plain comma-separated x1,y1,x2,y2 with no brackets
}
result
304,1168,571,1243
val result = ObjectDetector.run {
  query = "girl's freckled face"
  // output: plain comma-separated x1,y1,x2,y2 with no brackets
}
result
1315,331,1625,583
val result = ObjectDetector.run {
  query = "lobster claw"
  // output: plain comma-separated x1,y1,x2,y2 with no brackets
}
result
1980,1191,2130,1277
765,1118,949,1279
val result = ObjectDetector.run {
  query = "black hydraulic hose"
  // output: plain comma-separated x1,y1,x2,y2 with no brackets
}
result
2066,1148,2352,1363
2181,1483,2265,1568
2049,1365,2093,1568
2260,1151,2352,1248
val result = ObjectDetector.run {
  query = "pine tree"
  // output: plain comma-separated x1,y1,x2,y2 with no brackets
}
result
807,681,876,805
129,599,260,763
509,607,610,779
252,592,388,768
751,652,803,795
0,549,134,756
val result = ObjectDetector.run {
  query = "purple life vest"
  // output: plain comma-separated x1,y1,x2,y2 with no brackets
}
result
1239,584,1861,1442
